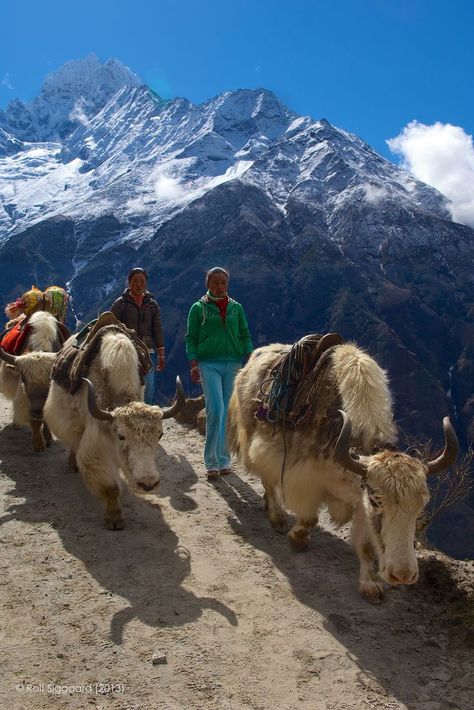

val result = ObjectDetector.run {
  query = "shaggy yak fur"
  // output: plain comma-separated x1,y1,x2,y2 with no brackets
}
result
44,329,184,529
0,311,64,451
228,342,458,604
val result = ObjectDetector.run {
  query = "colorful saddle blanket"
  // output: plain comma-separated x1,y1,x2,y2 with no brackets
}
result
52,313,152,395
0,316,70,356
0,320,31,355
256,332,343,428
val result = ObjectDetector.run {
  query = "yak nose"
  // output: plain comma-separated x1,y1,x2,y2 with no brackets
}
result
137,480,159,492
386,568,419,585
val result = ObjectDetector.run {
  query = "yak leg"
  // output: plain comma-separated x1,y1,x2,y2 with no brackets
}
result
42,421,52,447
288,516,317,551
262,482,288,533
0,365,20,403
12,402,23,428
103,484,124,530
77,443,124,530
30,419,46,453
352,505,384,604
68,451,78,472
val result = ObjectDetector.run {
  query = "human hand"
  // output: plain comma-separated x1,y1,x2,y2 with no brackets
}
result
190,365,201,384
157,347,165,371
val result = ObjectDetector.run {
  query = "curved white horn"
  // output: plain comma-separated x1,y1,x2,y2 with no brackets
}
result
0,345,17,366
334,410,368,478
162,376,186,420
426,417,459,476
82,377,114,422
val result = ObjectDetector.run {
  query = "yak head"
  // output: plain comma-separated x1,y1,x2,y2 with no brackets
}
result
82,376,185,492
0,347,56,421
335,411,459,587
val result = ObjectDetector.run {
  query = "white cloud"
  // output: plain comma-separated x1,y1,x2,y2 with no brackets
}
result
1,72,14,90
387,121,474,228
69,100,89,125
125,197,150,214
154,176,186,202
364,184,389,205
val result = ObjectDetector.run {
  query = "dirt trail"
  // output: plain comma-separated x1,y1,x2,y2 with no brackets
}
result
0,394,473,710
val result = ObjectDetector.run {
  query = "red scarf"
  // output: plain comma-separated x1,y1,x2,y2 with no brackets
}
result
215,296,229,322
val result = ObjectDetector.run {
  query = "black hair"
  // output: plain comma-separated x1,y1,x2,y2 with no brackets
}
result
205,266,229,285
127,267,148,283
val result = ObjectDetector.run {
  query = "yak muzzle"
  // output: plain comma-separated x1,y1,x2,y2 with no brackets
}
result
383,566,419,586
136,479,160,492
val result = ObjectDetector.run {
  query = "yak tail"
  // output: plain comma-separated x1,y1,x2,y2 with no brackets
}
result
100,332,141,399
28,311,59,352
331,343,397,449
227,389,239,456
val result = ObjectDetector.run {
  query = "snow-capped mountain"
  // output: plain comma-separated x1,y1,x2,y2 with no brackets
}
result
0,54,142,143
0,68,451,246
0,58,473,463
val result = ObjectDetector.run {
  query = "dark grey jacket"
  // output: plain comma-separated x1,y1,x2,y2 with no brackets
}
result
111,289,164,351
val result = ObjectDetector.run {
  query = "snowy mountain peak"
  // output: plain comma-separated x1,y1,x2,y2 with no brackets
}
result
0,55,143,143
0,127,25,156
204,88,295,150
41,54,142,95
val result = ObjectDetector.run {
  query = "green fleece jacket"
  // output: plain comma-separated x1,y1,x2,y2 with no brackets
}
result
185,297,253,362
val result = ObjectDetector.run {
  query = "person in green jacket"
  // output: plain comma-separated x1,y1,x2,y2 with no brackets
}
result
185,267,253,479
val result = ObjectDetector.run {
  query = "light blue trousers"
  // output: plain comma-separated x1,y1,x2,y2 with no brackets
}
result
144,351,156,404
199,360,241,471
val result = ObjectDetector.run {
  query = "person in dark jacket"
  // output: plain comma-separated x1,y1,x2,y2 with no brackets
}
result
111,267,165,404
185,266,253,479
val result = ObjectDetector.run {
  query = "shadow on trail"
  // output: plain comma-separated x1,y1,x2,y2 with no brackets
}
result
212,471,472,709
156,446,198,512
0,425,236,646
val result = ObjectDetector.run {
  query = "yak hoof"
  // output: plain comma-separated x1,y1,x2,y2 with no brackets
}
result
33,440,46,454
270,515,288,533
288,527,310,552
105,514,125,531
360,581,384,605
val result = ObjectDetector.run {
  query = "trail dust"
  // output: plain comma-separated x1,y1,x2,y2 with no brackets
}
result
0,394,473,710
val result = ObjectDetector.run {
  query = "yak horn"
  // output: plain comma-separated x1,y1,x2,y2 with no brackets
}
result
82,377,114,422
334,410,368,478
0,345,17,366
161,376,185,420
425,417,459,476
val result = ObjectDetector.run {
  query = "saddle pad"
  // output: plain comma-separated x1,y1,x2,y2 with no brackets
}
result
0,321,31,355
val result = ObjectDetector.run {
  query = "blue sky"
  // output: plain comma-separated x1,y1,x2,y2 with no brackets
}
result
0,0,473,164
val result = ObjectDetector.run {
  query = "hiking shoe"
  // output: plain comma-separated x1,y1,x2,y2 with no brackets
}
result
219,468,233,476
206,469,219,480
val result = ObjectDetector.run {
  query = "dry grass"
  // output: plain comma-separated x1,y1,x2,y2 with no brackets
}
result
412,441,474,540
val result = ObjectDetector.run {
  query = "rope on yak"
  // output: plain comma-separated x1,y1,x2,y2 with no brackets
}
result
256,332,344,500
265,339,311,496
259,334,336,428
